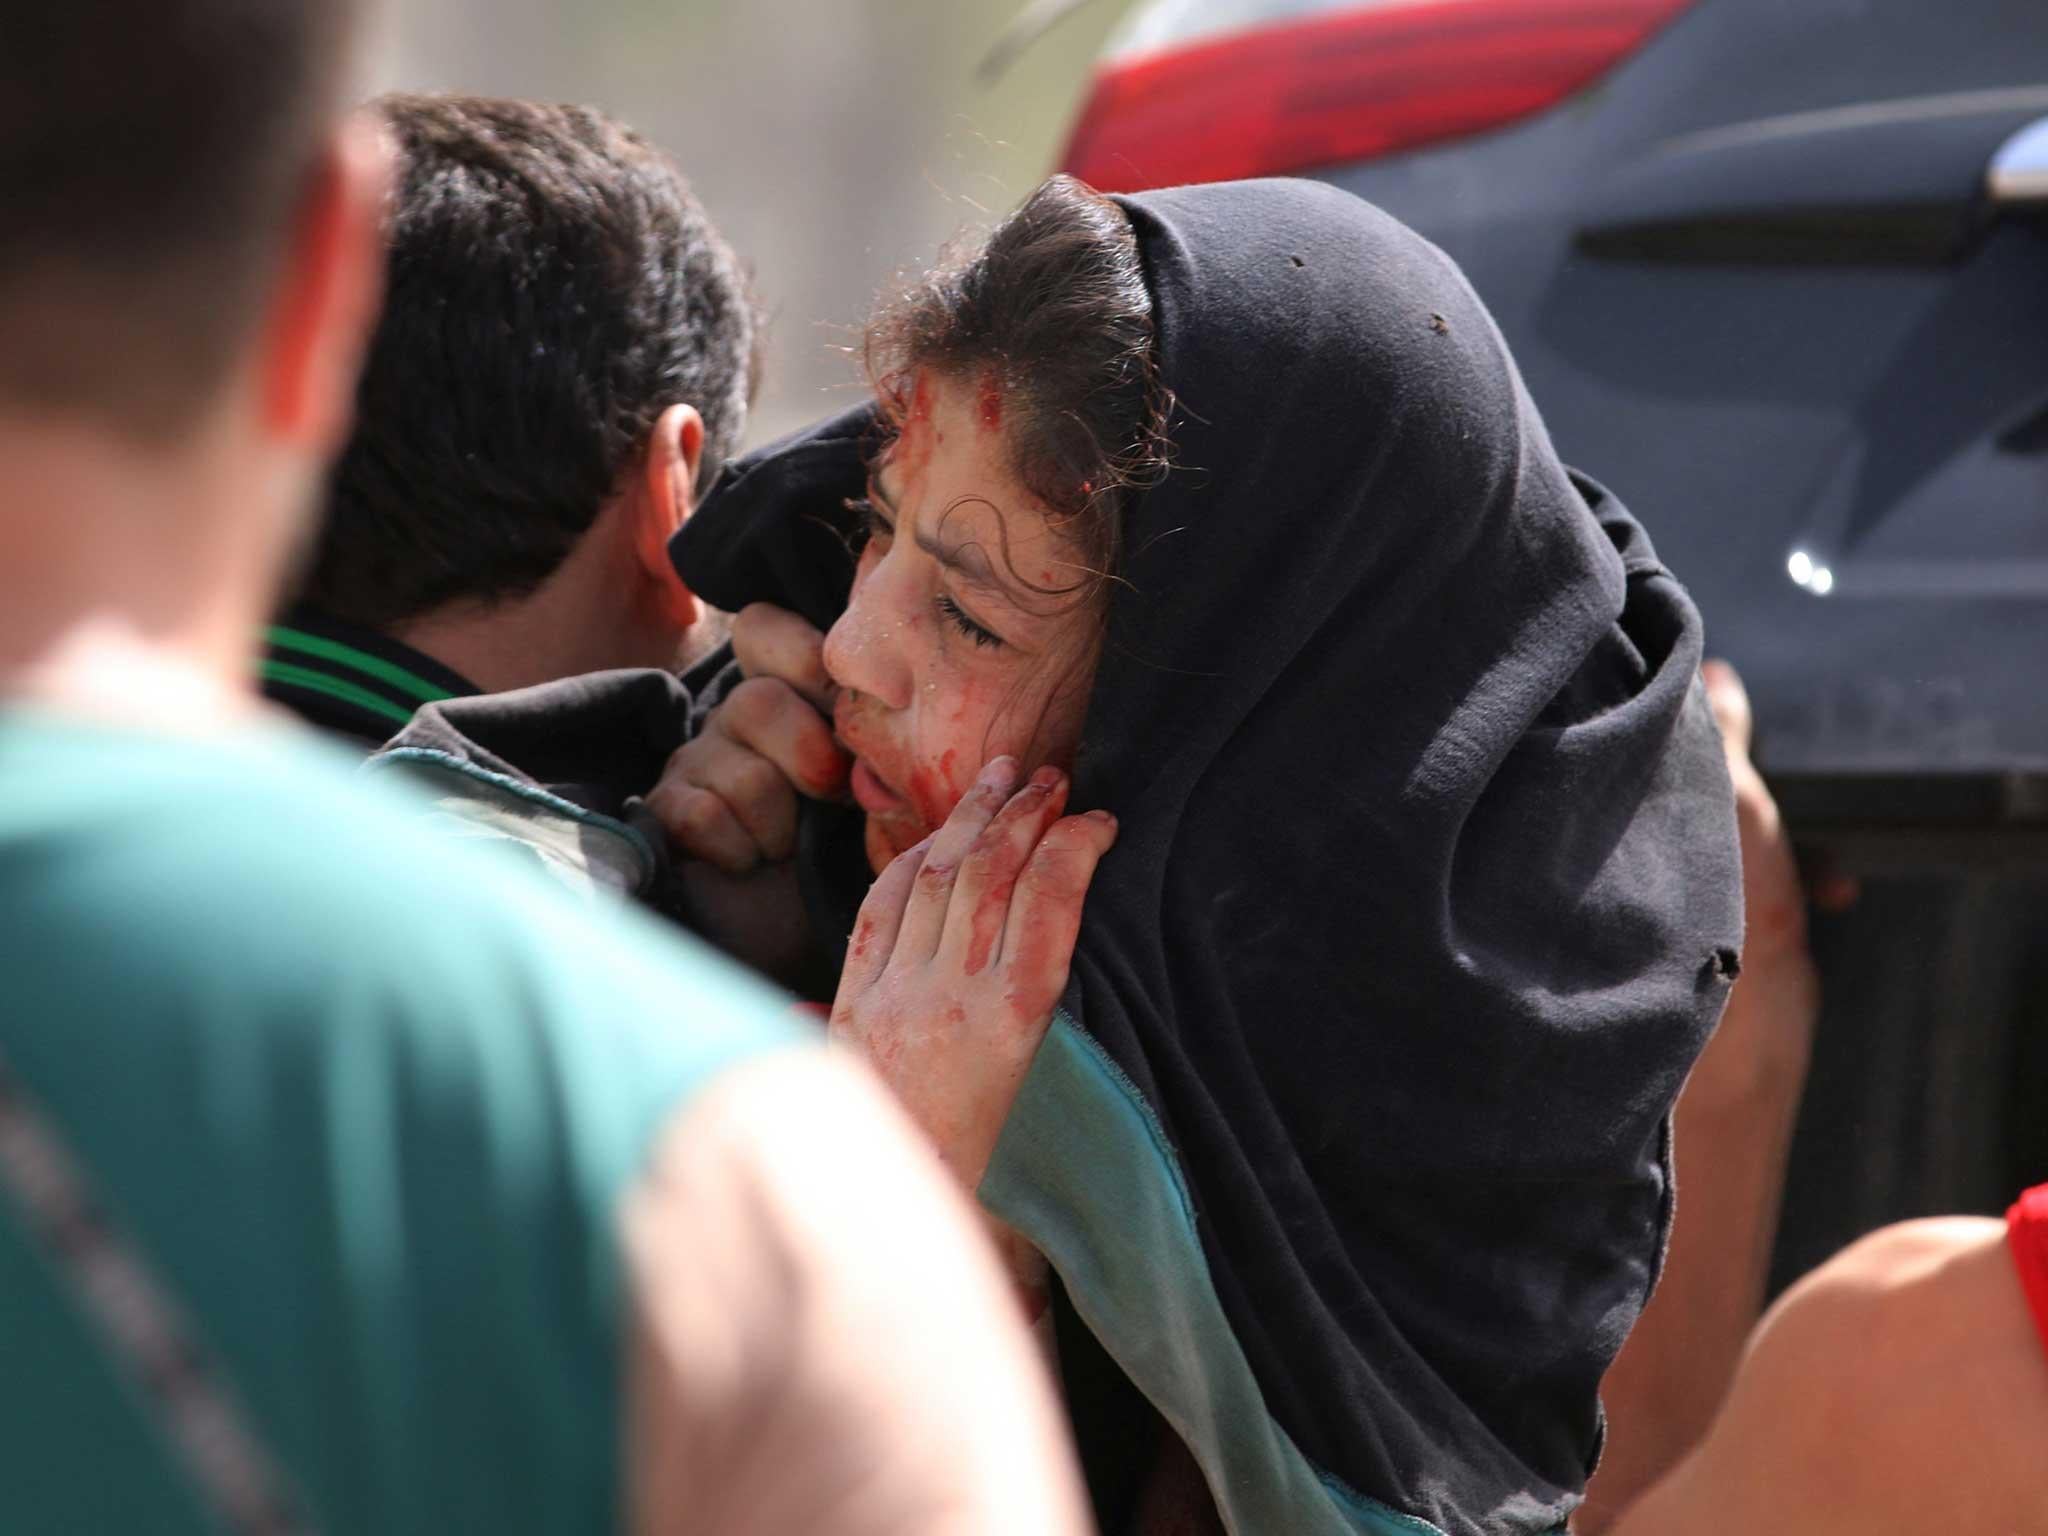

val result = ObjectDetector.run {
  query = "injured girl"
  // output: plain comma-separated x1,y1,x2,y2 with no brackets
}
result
661,175,1744,1536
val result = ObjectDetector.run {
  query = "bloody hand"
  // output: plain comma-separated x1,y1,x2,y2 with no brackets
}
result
649,603,850,873
829,755,1118,1191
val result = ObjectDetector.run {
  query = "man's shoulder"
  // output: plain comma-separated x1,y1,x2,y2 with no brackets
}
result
1621,1216,2048,1535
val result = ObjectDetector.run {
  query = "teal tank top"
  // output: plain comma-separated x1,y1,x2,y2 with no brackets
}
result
0,712,800,1534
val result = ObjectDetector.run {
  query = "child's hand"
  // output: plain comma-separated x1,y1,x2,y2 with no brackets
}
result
828,756,1117,1190
649,604,848,873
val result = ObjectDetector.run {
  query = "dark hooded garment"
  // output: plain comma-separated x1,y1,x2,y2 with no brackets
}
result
690,179,1745,1535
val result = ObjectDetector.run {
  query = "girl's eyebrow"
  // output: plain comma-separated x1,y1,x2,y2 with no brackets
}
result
918,525,1003,595
875,469,1009,599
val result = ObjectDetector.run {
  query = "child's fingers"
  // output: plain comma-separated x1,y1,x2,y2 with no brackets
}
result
894,757,1019,964
940,766,1070,977
835,832,932,1001
671,732,801,862
644,778,761,875
732,603,838,715
998,811,1118,1019
715,676,849,801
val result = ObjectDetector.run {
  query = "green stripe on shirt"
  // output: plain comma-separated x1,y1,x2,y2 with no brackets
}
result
260,662,415,728
267,627,458,707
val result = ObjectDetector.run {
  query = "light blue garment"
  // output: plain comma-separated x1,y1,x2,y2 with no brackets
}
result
984,1014,1566,1536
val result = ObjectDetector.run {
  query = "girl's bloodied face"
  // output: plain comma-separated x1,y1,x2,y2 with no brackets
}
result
824,372,1105,875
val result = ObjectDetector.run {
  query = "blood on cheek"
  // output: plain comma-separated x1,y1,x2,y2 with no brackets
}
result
904,666,1009,829
905,749,962,831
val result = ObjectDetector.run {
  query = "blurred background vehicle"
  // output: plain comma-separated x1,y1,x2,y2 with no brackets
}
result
383,0,2044,1286
1055,0,2048,1284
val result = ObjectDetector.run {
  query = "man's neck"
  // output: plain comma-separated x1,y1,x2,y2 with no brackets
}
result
0,413,272,730
10,619,261,733
389,601,632,696
388,524,675,695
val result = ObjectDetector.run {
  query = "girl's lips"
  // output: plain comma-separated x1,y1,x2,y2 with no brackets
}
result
850,756,907,815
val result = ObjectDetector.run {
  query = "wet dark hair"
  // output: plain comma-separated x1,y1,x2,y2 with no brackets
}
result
298,94,763,630
0,0,362,437
861,174,1171,600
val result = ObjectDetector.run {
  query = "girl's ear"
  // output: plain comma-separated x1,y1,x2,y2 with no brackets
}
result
635,403,706,630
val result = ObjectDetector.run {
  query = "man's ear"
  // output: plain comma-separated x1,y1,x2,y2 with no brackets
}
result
635,403,706,631
260,112,392,454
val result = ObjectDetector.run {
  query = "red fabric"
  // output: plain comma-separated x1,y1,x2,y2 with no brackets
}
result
2004,1184,2048,1367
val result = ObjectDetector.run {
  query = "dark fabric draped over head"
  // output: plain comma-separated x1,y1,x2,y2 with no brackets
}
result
675,179,1741,1532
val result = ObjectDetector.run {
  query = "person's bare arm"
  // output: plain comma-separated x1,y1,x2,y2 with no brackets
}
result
1612,1217,2048,1535
624,1050,1094,1536
1576,662,1820,1532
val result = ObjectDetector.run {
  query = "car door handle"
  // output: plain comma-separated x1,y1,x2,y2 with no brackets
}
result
1988,115,2048,205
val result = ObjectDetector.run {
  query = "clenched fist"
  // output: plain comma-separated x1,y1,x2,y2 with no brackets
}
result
649,603,849,873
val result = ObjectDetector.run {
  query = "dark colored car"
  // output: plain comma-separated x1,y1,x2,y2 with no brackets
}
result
1057,0,2048,1279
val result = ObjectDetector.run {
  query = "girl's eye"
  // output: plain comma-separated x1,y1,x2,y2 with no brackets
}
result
845,496,893,554
937,594,1004,650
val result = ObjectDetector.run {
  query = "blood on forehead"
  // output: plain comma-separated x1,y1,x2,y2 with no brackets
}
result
878,369,1010,488
876,367,935,424
878,369,940,483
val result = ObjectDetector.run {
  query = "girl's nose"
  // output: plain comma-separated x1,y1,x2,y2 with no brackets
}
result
822,576,913,713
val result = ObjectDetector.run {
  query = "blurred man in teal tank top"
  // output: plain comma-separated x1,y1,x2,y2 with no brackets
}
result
0,5,1090,1534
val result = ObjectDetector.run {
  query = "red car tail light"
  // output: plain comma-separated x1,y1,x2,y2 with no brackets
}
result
1061,0,1696,193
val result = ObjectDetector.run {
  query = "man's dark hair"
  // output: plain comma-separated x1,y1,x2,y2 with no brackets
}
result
0,0,361,436
299,94,763,630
